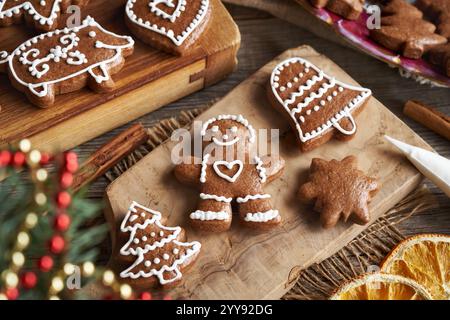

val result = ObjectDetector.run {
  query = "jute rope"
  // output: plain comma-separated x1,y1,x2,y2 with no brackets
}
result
105,106,437,300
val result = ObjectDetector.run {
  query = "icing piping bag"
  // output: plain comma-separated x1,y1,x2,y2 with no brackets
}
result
385,135,450,197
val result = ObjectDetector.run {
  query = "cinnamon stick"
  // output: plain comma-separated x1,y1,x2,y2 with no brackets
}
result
72,123,149,192
403,100,450,141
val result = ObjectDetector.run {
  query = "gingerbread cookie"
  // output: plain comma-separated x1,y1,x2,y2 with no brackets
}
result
0,0,90,32
427,43,450,76
298,156,379,229
369,0,447,59
0,50,7,72
416,0,450,40
0,16,134,107
117,201,201,287
308,0,364,20
268,57,372,152
174,114,285,232
125,0,211,55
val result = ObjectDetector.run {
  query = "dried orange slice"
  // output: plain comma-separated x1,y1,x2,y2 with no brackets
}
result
380,234,449,300
330,273,432,300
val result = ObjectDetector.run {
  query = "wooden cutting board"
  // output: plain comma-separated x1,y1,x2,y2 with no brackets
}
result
104,46,430,300
0,0,239,152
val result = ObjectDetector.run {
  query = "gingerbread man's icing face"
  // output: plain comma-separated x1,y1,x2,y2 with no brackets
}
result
200,114,256,151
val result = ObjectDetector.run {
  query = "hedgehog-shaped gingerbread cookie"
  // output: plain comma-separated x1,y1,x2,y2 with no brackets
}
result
174,114,285,232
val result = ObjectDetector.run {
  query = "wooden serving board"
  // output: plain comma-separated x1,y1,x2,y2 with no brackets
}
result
0,0,239,152
104,46,431,300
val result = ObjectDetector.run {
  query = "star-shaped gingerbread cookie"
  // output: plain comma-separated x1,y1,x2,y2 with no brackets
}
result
298,156,380,229
370,0,447,59
417,0,450,40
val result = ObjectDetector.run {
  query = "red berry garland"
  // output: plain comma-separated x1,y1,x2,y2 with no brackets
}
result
13,152,26,167
38,256,54,272
57,191,71,209
21,272,37,289
54,213,71,232
49,235,65,254
139,292,152,300
6,287,19,300
0,150,12,166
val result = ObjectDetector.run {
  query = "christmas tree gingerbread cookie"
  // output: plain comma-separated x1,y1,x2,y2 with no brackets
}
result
117,201,201,287
0,16,134,107
174,114,285,232
298,156,380,229
125,0,211,55
0,0,90,32
267,57,372,152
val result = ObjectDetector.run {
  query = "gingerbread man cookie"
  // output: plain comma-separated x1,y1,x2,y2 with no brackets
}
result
174,114,285,232
125,0,211,55
308,0,364,20
417,0,450,40
0,16,134,107
0,0,90,32
117,201,201,287
267,57,372,152
298,156,380,229
369,0,447,59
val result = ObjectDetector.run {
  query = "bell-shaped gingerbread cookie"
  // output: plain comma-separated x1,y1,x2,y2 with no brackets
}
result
267,57,372,152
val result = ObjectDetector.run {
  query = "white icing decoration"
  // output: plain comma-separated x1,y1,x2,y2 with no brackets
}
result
0,50,8,64
120,240,201,285
244,210,279,222
149,0,182,23
212,136,239,146
6,16,134,98
200,153,210,183
199,193,232,203
201,114,256,144
119,201,201,285
126,0,209,46
120,202,182,256
88,31,96,38
254,156,267,183
0,0,62,27
213,160,243,183
236,194,271,203
190,210,229,221
269,57,372,143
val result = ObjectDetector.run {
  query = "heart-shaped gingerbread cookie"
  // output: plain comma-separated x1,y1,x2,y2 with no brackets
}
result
125,0,211,55
267,57,372,152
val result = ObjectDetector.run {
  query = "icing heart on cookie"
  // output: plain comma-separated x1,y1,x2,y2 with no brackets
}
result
125,0,209,47
212,160,243,183
268,57,372,152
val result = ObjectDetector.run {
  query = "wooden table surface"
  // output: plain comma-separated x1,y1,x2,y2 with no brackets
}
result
76,4,450,236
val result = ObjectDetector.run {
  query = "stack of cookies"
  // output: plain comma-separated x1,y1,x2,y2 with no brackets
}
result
306,0,450,77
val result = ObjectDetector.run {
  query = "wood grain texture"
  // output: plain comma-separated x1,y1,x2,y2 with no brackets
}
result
0,0,240,151
104,45,433,300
